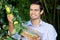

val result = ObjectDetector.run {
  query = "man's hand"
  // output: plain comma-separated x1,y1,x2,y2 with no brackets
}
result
7,14,13,23
28,36,40,40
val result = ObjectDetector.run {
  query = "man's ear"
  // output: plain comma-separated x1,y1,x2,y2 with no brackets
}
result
40,10,44,15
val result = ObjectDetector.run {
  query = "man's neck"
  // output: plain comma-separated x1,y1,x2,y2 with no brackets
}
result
31,18,40,26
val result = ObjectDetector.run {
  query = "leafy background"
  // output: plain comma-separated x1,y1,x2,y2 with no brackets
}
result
0,0,59,40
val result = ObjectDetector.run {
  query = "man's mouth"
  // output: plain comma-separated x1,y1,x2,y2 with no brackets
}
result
31,15,36,17
32,15,35,16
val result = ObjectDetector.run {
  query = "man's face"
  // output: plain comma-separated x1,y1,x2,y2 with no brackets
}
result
30,4,41,20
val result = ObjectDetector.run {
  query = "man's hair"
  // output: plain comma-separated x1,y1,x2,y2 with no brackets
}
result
29,0,43,10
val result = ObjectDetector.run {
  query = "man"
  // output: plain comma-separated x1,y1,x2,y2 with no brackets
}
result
7,1,57,40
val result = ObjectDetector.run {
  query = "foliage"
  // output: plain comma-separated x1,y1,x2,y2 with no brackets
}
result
14,0,30,21
0,0,28,40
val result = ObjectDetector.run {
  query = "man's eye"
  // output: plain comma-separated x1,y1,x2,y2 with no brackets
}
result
35,9,39,11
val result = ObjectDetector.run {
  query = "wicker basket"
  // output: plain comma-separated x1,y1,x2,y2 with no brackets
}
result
21,27,40,38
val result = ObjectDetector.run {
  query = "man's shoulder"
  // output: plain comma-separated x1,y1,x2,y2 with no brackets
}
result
42,21,55,30
23,20,30,26
42,21,53,27
24,20,54,27
24,21,30,24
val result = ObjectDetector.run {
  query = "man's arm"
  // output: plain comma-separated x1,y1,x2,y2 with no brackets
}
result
47,25,57,40
7,14,14,35
8,22,14,35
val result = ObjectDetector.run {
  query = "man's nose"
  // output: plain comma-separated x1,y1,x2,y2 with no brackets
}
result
31,10,35,14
